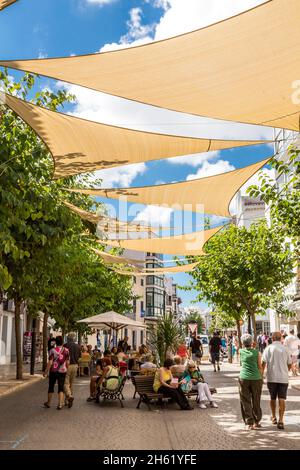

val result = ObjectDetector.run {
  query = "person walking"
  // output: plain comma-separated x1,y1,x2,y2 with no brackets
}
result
284,329,300,376
227,334,233,363
257,331,264,353
238,334,263,430
209,332,222,372
43,336,69,410
64,332,81,408
189,334,202,363
262,331,292,430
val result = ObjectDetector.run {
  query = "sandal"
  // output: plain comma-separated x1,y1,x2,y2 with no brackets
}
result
43,402,50,408
271,417,277,425
277,422,284,430
247,424,258,430
57,405,63,410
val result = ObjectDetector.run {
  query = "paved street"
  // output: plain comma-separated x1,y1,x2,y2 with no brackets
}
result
0,361,299,450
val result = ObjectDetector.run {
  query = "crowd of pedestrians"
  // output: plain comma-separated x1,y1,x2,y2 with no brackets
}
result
42,328,299,430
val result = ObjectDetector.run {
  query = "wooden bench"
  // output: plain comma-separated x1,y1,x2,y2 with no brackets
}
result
131,375,164,410
95,376,126,408
132,374,216,410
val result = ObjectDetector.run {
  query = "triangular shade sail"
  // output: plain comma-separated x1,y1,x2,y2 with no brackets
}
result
68,158,270,218
92,248,188,266
92,248,145,267
114,262,199,276
2,93,269,178
97,225,223,256
0,0,17,10
64,201,153,233
77,311,146,330
2,0,300,130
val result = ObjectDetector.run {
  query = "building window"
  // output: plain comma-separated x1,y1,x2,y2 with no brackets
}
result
140,330,144,345
133,276,136,284
141,279,144,286
141,301,144,312
133,299,136,313
146,276,164,287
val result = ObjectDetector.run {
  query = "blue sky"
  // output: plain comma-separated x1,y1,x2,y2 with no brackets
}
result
1,0,273,309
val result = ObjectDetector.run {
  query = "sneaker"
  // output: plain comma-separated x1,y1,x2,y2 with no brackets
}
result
68,396,74,408
210,402,218,408
199,403,207,409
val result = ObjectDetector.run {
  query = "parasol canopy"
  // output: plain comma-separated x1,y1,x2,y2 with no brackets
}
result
77,310,146,331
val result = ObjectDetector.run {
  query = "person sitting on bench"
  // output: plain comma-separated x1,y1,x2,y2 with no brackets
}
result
183,360,218,409
153,358,193,410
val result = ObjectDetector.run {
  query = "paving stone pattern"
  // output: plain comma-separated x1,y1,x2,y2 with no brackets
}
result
0,361,299,450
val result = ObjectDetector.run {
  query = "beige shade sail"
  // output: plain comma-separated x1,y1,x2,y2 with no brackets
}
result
68,157,271,218
2,93,270,178
92,248,145,267
63,201,154,233
0,0,18,10
2,0,300,130
92,247,189,266
113,262,199,276
97,225,223,256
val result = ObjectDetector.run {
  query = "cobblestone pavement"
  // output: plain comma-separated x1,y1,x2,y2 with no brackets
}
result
0,361,299,450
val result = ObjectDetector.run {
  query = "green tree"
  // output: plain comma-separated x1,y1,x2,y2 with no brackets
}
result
183,310,204,335
0,69,116,378
26,241,133,369
248,146,300,306
148,312,184,365
248,147,300,248
188,222,295,340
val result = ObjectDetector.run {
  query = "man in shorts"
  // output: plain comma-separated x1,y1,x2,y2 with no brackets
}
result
262,331,292,430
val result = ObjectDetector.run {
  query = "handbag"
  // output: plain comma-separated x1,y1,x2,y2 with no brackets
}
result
180,376,193,393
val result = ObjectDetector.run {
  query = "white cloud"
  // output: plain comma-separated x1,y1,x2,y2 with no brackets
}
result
85,0,118,6
186,159,235,180
154,0,265,40
91,162,147,188
144,0,171,10
133,204,173,225
99,7,155,52
38,50,48,59
167,151,220,167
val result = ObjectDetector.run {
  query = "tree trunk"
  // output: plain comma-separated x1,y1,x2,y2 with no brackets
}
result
247,314,252,335
42,311,49,372
250,310,257,340
236,320,242,349
14,298,23,380
30,317,37,375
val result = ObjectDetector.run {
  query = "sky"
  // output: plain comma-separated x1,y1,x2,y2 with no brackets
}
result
0,0,275,309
